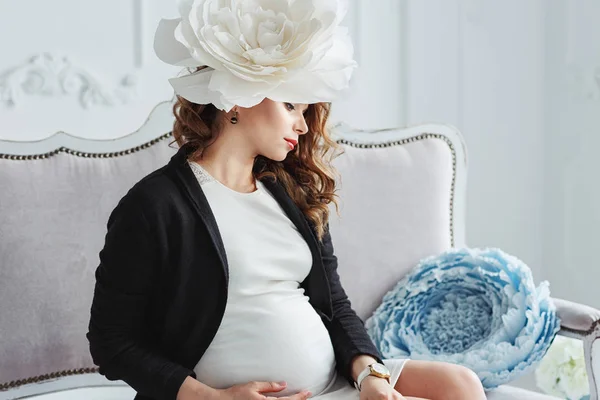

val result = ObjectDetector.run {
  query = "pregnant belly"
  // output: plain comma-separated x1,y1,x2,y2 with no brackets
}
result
193,293,337,397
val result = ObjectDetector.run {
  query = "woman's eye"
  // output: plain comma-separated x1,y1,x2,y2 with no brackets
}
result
285,103,295,111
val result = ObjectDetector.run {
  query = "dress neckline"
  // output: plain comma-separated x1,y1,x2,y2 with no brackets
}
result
188,160,262,197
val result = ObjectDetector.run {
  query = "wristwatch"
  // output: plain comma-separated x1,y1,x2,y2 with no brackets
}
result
354,363,391,391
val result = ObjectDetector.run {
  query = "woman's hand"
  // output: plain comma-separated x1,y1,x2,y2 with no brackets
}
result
216,381,312,400
359,377,405,400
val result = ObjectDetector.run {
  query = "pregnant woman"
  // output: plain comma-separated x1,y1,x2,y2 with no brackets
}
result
86,1,486,400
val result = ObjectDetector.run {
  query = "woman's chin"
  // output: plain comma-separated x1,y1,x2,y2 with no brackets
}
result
263,150,290,162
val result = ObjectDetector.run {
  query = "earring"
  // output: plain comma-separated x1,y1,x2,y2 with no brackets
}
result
230,109,238,124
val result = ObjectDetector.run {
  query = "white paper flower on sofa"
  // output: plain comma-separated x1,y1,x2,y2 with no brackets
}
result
535,335,590,400
365,248,561,389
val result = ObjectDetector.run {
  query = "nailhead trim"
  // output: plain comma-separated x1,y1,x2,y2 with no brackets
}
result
336,133,457,247
560,318,600,337
0,132,173,160
0,131,457,244
0,367,99,391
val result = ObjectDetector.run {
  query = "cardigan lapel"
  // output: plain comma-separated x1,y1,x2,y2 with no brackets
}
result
166,143,333,320
167,144,230,281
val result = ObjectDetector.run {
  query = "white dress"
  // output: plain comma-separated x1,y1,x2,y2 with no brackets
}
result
188,161,408,398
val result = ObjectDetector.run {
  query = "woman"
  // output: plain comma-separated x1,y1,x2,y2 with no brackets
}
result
87,1,486,400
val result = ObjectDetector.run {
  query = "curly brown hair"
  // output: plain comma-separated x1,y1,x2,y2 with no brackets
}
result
168,95,344,242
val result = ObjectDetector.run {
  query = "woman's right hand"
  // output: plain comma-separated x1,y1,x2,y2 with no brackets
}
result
216,381,312,400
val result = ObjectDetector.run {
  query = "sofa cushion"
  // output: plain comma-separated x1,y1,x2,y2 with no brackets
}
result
0,136,177,387
329,134,455,321
486,385,561,400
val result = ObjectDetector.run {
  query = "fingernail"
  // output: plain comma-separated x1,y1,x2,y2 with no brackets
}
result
278,381,287,386
305,391,312,397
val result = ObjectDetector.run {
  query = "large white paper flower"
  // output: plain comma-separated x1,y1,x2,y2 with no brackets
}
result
153,0,357,111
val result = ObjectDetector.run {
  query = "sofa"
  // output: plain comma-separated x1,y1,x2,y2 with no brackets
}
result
0,104,598,399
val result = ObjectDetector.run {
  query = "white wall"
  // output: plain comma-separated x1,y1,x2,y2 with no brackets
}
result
0,0,181,140
542,0,600,309
403,0,547,286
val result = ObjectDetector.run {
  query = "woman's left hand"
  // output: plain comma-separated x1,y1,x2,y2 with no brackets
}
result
359,377,405,400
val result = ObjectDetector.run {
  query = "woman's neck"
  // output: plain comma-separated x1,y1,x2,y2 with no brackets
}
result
192,153,257,194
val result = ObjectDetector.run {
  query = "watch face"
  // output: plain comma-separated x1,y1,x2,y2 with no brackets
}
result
371,363,390,376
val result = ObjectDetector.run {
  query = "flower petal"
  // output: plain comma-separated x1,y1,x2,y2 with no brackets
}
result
168,68,232,110
153,18,198,67
172,19,218,68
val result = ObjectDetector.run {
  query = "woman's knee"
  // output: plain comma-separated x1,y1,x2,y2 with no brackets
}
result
394,360,485,400
445,364,485,400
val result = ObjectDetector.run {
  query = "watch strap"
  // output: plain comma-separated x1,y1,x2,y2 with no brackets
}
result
354,363,391,391
355,366,372,391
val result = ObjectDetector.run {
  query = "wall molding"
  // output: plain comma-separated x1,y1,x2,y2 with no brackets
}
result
0,53,138,109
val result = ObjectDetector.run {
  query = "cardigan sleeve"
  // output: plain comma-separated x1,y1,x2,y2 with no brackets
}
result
86,191,194,400
319,225,384,387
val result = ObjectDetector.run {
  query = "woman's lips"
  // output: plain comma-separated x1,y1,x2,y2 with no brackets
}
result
284,138,298,149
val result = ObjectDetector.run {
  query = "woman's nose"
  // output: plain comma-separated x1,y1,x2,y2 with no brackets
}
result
295,119,308,135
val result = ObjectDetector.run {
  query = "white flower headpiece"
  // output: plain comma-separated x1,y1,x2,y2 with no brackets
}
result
153,0,357,112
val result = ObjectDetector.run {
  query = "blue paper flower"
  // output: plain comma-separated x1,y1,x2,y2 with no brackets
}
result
366,248,561,389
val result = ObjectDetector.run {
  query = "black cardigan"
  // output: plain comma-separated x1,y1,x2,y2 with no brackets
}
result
86,143,383,400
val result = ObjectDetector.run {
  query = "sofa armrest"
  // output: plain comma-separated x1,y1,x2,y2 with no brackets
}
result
554,297,600,336
552,297,600,400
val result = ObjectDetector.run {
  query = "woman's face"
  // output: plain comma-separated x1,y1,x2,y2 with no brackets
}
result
238,98,309,162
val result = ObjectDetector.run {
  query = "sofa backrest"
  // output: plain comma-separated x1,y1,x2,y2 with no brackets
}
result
0,116,466,391
328,123,466,321
0,133,178,391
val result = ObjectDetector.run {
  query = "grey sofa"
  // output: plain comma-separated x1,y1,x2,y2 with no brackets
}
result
0,111,598,399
